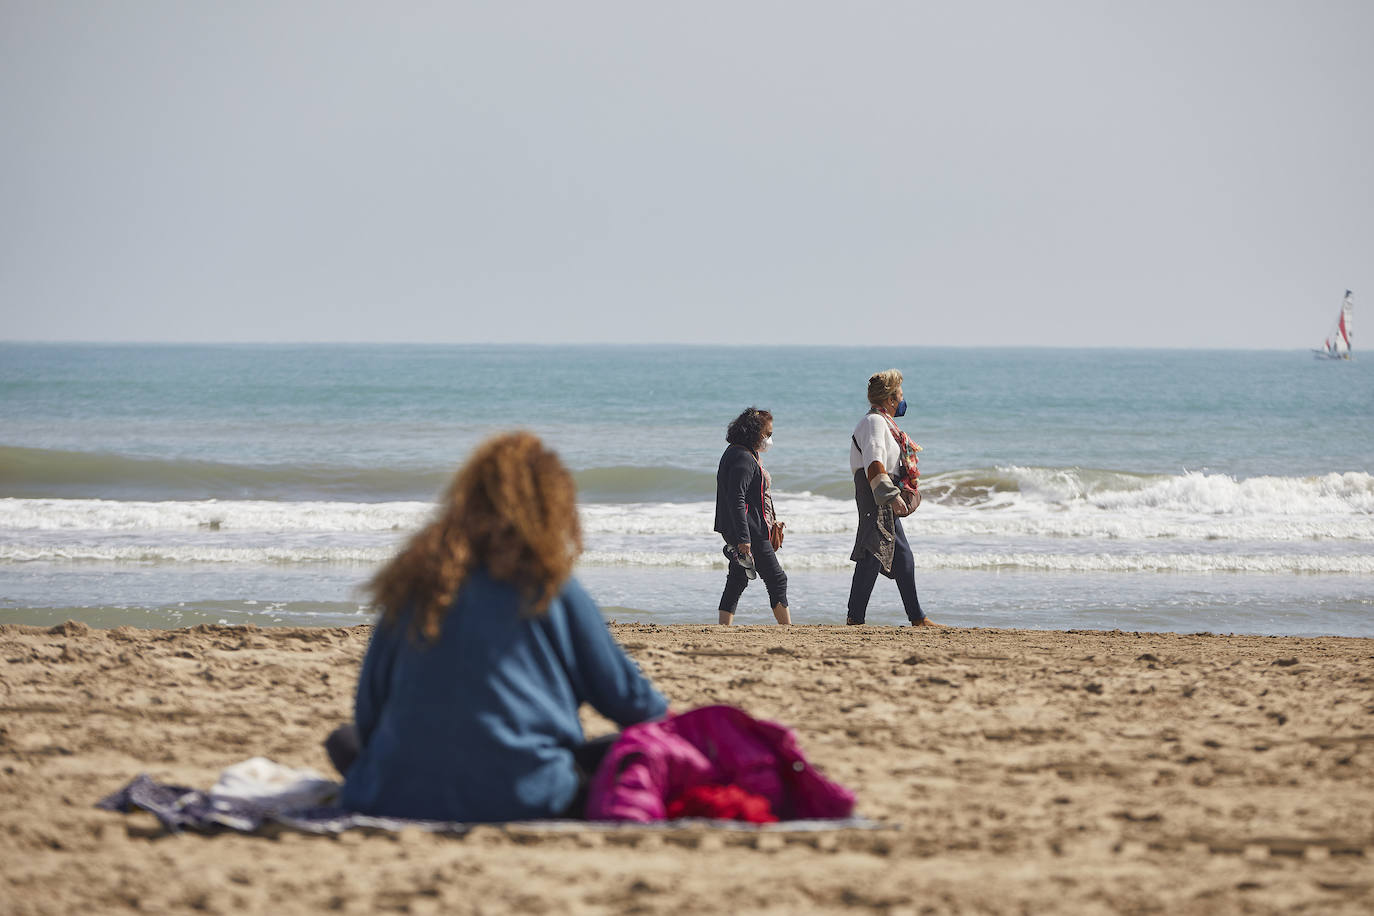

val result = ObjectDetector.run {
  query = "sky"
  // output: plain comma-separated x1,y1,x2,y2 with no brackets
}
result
2,1,1371,348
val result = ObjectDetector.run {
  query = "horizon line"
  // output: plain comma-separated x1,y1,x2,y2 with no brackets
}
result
0,339,1328,353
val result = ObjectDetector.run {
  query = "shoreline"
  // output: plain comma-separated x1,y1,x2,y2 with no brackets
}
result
5,584,1373,639
2,621,1371,913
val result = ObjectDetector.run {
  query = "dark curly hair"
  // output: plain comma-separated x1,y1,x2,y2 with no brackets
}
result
726,407,773,450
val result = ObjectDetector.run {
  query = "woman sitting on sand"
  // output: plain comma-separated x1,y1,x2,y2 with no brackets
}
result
847,369,944,628
330,432,668,822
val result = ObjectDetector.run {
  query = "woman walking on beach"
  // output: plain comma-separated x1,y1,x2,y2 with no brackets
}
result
714,407,791,626
847,370,944,627
331,431,667,822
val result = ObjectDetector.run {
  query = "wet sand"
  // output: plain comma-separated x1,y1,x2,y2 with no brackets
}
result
2,621,1372,914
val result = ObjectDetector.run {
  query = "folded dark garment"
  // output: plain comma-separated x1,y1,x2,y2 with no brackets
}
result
97,774,882,836
96,774,473,836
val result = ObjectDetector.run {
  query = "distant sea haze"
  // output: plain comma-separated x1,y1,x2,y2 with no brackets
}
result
1,344,1370,636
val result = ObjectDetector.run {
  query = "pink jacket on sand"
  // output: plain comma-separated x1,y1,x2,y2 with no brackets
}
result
584,705,856,822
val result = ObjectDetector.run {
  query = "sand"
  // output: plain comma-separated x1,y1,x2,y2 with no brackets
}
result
1,620,1372,914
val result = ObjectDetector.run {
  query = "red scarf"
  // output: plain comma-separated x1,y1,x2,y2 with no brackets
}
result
871,408,921,490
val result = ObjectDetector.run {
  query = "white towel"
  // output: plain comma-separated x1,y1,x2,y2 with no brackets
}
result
210,757,339,814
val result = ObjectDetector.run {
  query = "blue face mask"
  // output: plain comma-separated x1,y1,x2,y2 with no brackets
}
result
894,398,907,418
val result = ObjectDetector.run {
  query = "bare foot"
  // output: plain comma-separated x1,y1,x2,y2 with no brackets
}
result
911,618,949,628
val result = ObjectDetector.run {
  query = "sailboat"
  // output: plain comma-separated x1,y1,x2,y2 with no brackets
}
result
1313,290,1354,360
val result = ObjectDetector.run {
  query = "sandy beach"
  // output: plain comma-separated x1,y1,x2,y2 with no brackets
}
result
2,620,1372,914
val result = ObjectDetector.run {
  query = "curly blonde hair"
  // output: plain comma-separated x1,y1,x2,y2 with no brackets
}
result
367,431,583,641
867,369,904,407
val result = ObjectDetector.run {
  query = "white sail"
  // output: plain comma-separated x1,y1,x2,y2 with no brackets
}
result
1314,290,1354,360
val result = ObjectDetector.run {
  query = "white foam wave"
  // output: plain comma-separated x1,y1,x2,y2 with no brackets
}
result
922,552,1374,574
1068,469,1374,516
577,496,856,535
581,549,1374,574
3,469,1371,545
0,543,394,564
3,538,1370,574
0,498,434,533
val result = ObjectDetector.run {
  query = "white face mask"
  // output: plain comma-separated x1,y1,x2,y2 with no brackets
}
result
759,435,773,452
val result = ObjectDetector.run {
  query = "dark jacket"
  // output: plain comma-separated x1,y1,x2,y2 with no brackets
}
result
849,468,897,574
714,444,767,545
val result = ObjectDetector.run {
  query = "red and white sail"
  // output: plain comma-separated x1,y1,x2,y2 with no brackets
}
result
1315,290,1354,360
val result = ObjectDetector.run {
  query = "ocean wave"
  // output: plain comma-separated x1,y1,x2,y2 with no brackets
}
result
922,467,1374,515
580,550,1374,574
0,445,729,504
572,465,719,502
0,497,434,533
0,543,394,564
5,445,1371,517
4,479,1373,544
4,542,1370,574
0,445,450,501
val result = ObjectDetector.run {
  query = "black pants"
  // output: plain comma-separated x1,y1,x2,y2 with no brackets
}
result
325,723,361,777
847,516,925,624
322,725,617,819
718,533,788,612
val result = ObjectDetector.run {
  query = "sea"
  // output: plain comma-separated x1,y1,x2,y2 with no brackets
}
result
1,344,1371,637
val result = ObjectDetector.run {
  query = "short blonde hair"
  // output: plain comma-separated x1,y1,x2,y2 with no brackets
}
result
867,369,903,407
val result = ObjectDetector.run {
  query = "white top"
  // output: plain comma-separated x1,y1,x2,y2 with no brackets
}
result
850,413,900,474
